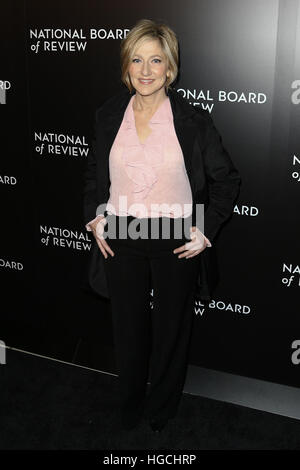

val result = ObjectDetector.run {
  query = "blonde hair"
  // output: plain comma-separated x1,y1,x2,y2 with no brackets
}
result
120,18,179,93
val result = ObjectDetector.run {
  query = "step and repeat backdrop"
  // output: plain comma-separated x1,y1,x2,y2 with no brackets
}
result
1,0,299,388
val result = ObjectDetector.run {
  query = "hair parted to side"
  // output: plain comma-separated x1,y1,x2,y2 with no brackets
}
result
120,18,179,93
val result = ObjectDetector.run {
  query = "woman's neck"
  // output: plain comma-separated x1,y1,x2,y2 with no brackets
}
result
132,88,168,114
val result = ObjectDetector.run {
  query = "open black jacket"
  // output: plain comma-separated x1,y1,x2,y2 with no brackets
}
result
82,86,241,301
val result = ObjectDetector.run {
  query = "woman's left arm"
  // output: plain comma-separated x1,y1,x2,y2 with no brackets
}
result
197,112,241,243
174,112,241,259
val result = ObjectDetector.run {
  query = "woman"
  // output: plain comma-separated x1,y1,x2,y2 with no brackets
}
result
83,19,241,433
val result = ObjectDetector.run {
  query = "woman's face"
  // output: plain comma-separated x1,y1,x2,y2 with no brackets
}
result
128,39,170,97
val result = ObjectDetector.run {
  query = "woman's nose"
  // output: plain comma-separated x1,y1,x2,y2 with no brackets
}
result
141,62,151,76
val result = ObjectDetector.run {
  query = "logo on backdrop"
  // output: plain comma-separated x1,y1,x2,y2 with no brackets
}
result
0,175,17,185
233,204,259,216
34,132,89,158
0,80,11,104
177,88,267,112
194,299,251,316
291,154,300,183
0,258,23,270
29,28,130,53
281,263,300,288
150,294,250,316
40,225,91,251
291,340,300,365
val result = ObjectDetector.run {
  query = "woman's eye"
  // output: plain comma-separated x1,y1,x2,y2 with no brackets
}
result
132,58,162,63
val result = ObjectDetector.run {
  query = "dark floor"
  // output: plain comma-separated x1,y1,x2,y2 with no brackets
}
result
1,348,300,450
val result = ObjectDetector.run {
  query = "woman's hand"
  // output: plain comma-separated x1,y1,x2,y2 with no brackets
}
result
89,216,115,259
173,226,209,259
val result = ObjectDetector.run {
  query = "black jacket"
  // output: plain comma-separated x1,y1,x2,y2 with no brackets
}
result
82,86,241,301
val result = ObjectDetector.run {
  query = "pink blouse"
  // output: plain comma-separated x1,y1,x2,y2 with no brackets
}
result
86,94,212,247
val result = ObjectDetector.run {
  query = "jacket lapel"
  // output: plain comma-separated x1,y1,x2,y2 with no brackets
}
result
168,88,199,193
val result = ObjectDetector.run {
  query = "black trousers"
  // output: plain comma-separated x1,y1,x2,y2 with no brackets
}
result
103,214,200,422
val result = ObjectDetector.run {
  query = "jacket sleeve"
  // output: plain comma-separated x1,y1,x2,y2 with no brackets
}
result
82,108,108,228
200,112,241,242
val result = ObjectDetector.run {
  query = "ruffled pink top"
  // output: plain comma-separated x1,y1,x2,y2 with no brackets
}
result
105,94,193,218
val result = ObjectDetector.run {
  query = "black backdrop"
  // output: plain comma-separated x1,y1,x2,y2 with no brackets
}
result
1,0,299,388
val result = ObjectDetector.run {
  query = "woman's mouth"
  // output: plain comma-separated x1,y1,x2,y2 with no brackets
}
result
138,79,154,85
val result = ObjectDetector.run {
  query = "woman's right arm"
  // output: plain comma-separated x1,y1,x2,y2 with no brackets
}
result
83,109,114,258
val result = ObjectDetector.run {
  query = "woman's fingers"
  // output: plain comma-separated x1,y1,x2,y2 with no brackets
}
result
173,241,207,259
173,243,193,258
186,249,202,258
95,238,115,259
91,226,115,258
179,247,205,258
179,249,200,258
94,237,108,258
98,237,115,257
173,243,187,255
